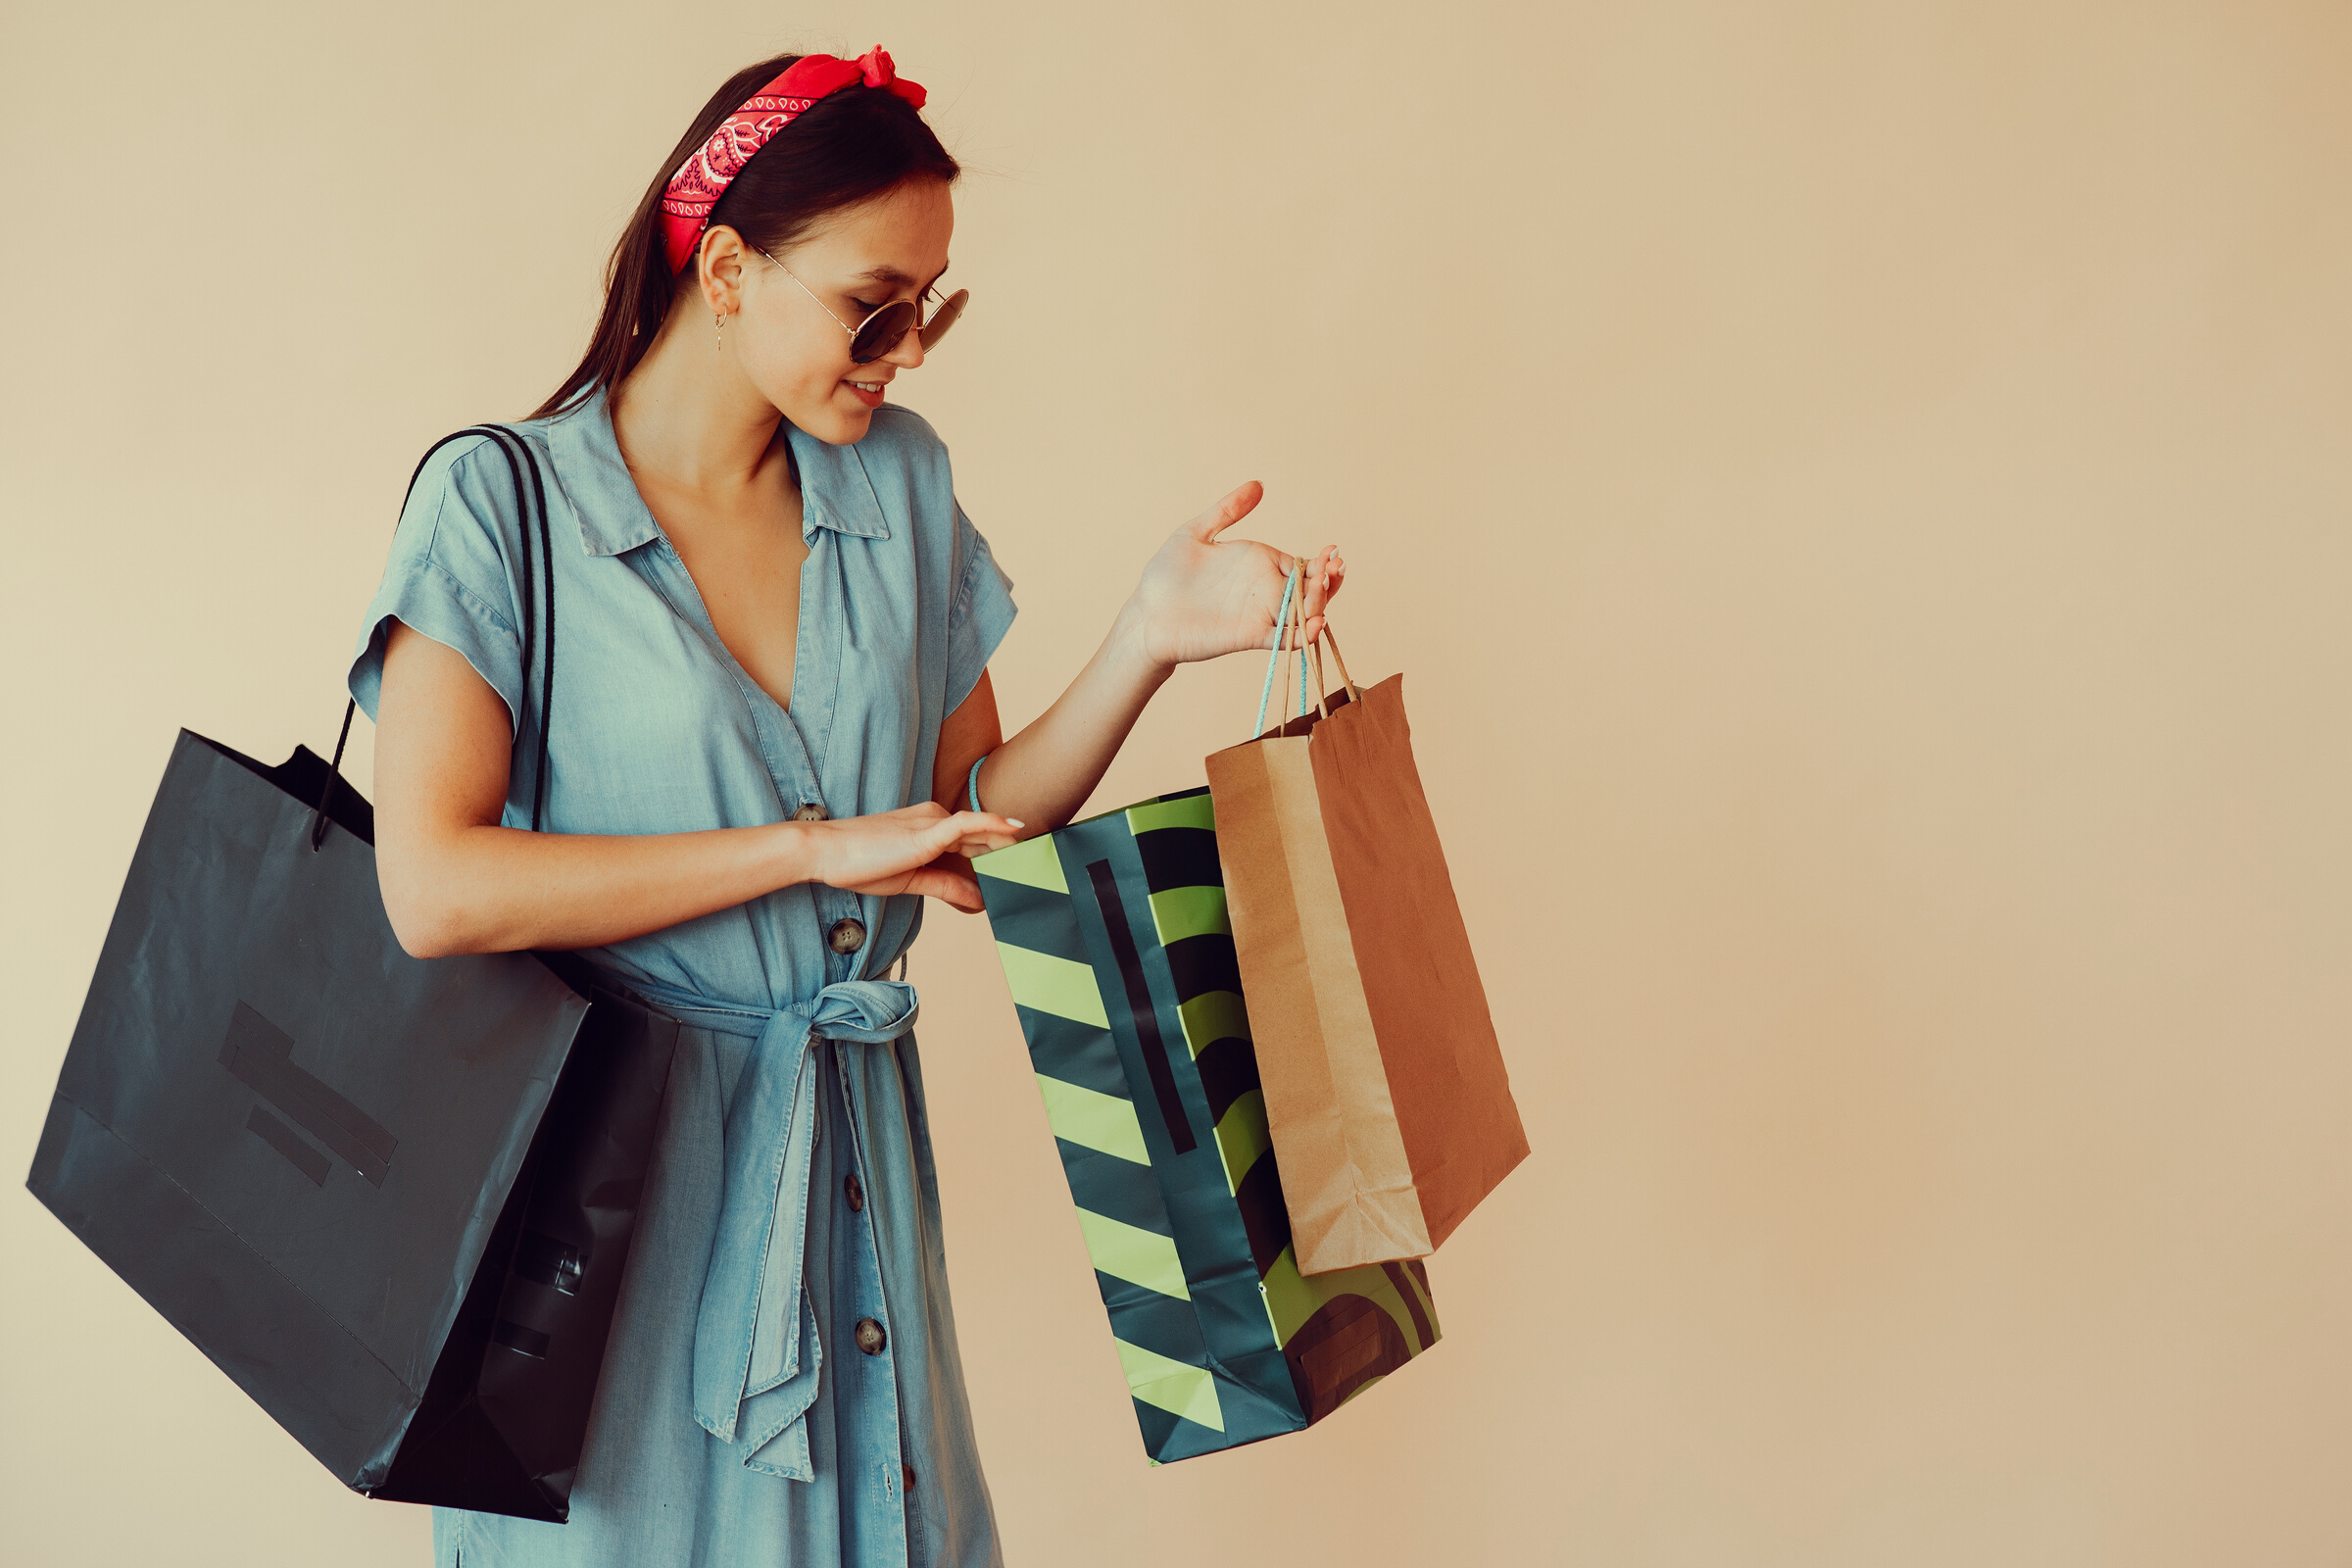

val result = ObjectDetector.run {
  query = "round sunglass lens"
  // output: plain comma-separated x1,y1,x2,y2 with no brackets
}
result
850,301,919,364
917,289,968,351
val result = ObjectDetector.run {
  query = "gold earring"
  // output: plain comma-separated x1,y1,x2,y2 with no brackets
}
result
714,311,724,353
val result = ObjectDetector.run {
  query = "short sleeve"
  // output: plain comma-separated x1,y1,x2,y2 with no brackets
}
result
946,501,1016,716
346,439,527,735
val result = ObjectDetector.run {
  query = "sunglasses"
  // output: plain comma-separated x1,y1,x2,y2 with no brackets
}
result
759,247,969,364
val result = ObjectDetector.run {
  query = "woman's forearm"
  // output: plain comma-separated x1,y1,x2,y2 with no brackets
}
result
975,600,1172,832
380,820,810,957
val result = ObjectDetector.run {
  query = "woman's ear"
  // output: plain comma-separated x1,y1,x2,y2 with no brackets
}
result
698,224,750,318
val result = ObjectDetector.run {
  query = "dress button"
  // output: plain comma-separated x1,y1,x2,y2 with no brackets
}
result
854,1317,887,1355
844,1172,865,1212
790,803,829,822
827,917,866,956
903,1464,916,1493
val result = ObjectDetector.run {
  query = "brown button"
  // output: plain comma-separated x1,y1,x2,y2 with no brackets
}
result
903,1464,916,1493
790,803,830,822
844,1172,865,1212
854,1317,887,1355
827,918,866,956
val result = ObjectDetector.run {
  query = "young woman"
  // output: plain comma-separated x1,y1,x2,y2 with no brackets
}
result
349,48,1341,1568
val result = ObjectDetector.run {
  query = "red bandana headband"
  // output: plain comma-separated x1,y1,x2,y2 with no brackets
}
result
659,47,928,273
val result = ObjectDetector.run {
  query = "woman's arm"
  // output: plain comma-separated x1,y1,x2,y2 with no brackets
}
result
374,622,1017,957
931,669,1004,810
938,481,1342,834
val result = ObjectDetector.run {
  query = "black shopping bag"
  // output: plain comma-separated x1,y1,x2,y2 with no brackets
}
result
25,427,676,1522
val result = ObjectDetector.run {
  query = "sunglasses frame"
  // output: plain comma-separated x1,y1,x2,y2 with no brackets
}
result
758,246,967,364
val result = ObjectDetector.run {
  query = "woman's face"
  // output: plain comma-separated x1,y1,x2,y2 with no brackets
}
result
717,178,956,445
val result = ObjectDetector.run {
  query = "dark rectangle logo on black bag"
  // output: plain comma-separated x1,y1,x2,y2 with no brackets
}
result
219,1002,399,1187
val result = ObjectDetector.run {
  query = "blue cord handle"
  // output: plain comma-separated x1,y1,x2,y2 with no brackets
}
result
1252,562,1302,740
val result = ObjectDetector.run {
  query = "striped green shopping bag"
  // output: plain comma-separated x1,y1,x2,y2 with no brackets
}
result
975,787,1439,1462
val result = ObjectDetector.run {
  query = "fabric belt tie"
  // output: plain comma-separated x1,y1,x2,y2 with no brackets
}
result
622,973,918,1481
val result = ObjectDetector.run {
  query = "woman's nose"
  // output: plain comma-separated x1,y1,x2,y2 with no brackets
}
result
880,325,925,369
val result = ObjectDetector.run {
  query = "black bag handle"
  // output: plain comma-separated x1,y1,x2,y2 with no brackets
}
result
311,425,557,851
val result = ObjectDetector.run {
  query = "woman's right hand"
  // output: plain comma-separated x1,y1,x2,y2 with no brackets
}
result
806,803,1023,912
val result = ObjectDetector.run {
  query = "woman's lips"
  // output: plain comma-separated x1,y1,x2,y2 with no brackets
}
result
844,378,887,409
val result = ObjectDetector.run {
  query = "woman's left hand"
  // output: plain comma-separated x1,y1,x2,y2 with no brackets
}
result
1124,482,1346,669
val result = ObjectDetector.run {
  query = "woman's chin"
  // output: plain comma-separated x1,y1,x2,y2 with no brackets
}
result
790,402,877,446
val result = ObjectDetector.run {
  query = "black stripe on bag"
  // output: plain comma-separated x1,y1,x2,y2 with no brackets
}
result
1132,825,1221,895
219,1002,399,1185
1191,1035,1262,1126
1161,933,1242,1003
1381,1259,1437,1351
493,1320,552,1358
244,1105,330,1187
1085,860,1197,1155
1233,1142,1294,1278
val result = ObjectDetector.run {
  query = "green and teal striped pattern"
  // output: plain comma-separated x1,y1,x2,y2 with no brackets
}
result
976,787,1440,1462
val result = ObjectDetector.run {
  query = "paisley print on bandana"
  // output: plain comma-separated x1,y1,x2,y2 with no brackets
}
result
659,49,928,273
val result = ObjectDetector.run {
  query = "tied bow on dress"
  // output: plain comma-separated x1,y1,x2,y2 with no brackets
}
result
624,974,919,1480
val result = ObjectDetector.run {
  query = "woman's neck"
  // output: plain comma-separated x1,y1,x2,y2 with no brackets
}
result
609,299,791,499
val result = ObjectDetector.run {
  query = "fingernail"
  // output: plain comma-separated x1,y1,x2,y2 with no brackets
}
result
1007,818,1026,828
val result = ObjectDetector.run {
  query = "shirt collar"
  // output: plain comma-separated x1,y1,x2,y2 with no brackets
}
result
787,421,892,542
544,389,891,556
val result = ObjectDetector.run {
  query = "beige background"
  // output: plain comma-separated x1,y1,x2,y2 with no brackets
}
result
4,1,2348,1562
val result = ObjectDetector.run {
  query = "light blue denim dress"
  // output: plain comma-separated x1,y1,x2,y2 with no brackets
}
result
346,390,1015,1568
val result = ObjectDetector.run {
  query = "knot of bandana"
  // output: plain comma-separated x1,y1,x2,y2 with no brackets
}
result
659,48,930,274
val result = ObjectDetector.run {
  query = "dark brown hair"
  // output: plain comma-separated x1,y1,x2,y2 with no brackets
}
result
530,54,960,419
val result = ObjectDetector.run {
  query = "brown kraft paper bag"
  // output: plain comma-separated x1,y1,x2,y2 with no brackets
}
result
1204,596,1529,1274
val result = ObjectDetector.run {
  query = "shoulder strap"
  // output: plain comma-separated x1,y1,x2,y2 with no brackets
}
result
310,425,557,851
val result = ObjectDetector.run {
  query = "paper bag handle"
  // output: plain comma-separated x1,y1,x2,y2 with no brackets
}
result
1302,580,1360,710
